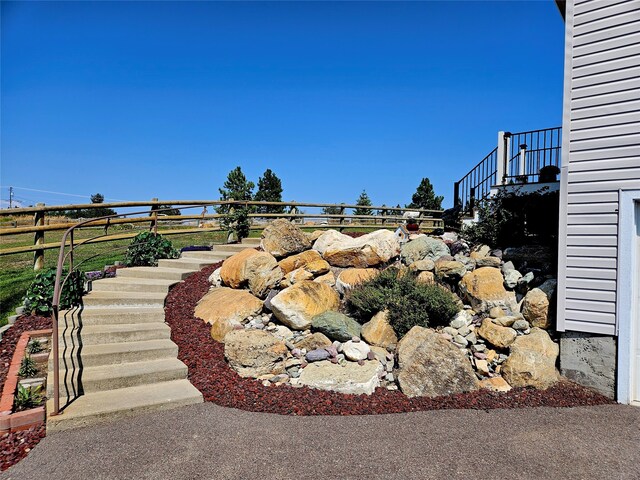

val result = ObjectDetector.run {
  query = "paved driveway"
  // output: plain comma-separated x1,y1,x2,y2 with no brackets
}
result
3,403,639,480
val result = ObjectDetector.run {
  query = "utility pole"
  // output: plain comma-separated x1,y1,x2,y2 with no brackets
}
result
9,186,13,208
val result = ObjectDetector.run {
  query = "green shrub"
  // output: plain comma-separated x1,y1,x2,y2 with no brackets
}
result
346,268,459,338
27,339,44,354
18,355,38,378
24,268,85,315
14,384,44,411
219,207,251,241
124,231,179,267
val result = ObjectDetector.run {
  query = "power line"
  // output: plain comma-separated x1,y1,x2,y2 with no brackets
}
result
0,186,132,202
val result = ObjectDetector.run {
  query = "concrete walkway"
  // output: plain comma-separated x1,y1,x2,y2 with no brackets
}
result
3,403,639,479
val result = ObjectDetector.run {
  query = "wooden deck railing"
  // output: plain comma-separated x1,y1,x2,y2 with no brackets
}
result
0,200,444,269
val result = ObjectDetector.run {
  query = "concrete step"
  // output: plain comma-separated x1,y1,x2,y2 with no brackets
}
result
179,251,230,261
116,266,195,281
58,323,171,346
47,358,188,396
157,258,216,271
241,238,261,245
59,307,166,326
50,339,178,369
82,291,167,308
46,379,203,432
211,244,257,254
91,277,178,293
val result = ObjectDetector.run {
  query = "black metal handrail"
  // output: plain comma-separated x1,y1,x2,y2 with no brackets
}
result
504,127,562,182
453,147,497,214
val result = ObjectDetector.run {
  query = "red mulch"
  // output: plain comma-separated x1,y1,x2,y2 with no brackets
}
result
0,314,51,471
165,264,615,415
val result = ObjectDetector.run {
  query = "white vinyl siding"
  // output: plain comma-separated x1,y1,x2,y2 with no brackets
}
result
557,0,640,335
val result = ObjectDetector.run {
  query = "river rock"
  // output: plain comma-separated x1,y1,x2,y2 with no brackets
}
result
223,329,288,378
261,219,312,258
361,310,397,348
458,267,517,313
305,348,331,362
311,311,361,342
477,318,517,349
502,327,560,389
313,229,401,268
342,339,371,361
401,236,450,265
270,281,340,330
298,360,383,395
336,268,378,294
396,326,478,398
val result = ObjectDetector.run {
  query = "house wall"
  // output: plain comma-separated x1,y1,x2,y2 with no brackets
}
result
557,0,640,336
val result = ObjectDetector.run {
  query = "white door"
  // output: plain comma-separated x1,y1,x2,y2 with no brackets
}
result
634,202,640,404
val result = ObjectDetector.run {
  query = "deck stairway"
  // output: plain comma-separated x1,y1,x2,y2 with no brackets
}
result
46,237,260,431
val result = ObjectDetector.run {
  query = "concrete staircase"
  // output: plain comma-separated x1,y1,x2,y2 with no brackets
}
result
46,237,260,431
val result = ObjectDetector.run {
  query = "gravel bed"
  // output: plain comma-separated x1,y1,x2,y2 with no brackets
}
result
165,264,615,415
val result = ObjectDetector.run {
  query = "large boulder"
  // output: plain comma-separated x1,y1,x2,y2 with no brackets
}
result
245,252,284,298
195,287,263,326
502,327,560,389
361,310,397,348
313,230,400,268
396,326,478,398
314,271,336,287
522,279,557,329
335,268,378,295
270,281,340,330
477,318,517,349
434,260,467,282
298,360,383,395
278,250,324,275
401,237,450,265
223,330,288,378
311,311,362,342
219,248,261,289
458,267,517,313
261,219,312,258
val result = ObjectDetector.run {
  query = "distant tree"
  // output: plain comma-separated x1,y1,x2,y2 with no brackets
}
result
407,178,444,211
217,167,255,214
353,190,373,216
254,169,285,214
322,205,342,215
67,192,116,219
154,205,181,216
90,193,104,204
377,204,391,216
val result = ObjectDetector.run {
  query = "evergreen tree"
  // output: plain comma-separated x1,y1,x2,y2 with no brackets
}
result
217,167,255,214
353,190,373,216
407,178,444,211
253,169,285,214
377,204,391,216
322,206,342,215
67,192,116,219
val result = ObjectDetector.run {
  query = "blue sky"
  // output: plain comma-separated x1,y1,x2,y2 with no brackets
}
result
1,1,565,209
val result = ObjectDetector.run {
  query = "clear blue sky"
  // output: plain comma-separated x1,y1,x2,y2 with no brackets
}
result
1,1,565,209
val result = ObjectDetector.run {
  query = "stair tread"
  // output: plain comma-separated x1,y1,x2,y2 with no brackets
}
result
118,266,195,273
84,291,167,300
55,357,186,381
46,379,203,429
60,322,169,335
56,338,177,357
92,277,178,286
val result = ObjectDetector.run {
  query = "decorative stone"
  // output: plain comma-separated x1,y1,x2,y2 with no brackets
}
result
475,359,490,376
305,348,331,362
416,271,435,285
210,318,243,343
503,269,522,289
282,268,314,287
408,259,435,272
502,327,560,389
489,306,507,319
296,332,332,351
278,250,324,275
435,260,467,281
477,319,517,349
313,229,401,268
270,281,340,330
361,311,398,349
314,271,336,287
336,268,379,294
223,330,288,378
342,340,371,361
396,326,478,398
298,360,383,395
244,251,284,298
195,287,263,328
475,256,501,268
208,268,222,287
261,219,312,258
219,248,261,289
479,377,512,392
311,311,362,342
512,319,530,331
458,267,517,313
522,282,556,329
450,310,472,329
401,236,450,265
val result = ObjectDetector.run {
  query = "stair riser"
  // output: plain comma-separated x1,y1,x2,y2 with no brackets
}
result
47,364,187,396
116,269,193,281
50,345,178,369
212,246,254,253
180,251,229,261
157,259,213,270
91,282,172,294
58,328,170,346
63,311,166,326
82,296,165,308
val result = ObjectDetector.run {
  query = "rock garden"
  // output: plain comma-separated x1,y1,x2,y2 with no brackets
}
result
180,218,611,405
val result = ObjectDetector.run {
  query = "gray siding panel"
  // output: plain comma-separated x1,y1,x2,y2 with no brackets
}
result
557,0,640,336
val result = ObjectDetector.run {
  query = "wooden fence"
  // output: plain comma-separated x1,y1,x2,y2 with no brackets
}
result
0,200,444,269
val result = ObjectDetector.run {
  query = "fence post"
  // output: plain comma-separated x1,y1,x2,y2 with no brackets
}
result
150,198,159,234
33,203,45,271
496,131,507,185
519,143,527,178
453,182,460,208
338,204,346,232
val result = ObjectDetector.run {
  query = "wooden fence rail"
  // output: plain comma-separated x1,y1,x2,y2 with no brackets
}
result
0,200,444,268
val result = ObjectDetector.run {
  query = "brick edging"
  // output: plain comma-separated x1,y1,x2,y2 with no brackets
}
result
0,329,52,433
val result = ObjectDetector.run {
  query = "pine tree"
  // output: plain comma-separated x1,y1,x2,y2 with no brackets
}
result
253,169,285,214
217,167,255,214
67,192,116,218
353,190,373,216
407,178,444,211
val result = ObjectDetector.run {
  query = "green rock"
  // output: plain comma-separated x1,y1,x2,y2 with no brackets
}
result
311,311,361,342
401,237,450,265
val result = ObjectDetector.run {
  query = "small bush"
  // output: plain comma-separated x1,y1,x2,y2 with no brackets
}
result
14,384,44,411
219,207,251,241
24,268,85,315
124,231,179,267
18,356,38,378
346,268,459,338
27,339,44,354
